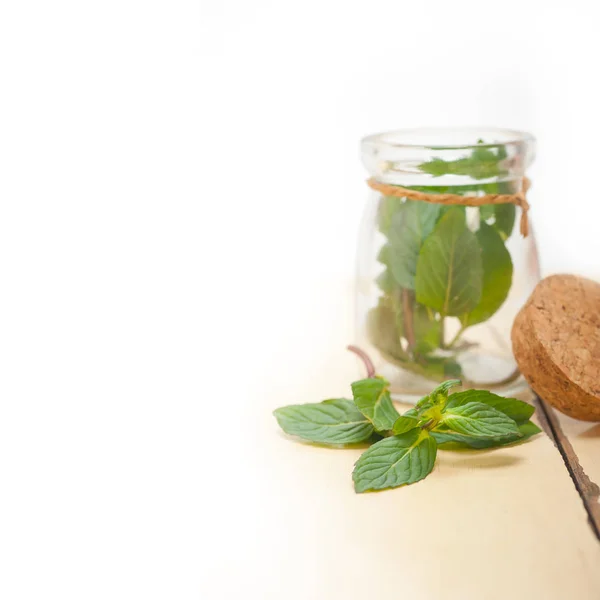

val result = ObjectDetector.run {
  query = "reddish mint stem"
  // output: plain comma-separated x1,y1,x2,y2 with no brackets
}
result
347,345,376,378
401,288,416,350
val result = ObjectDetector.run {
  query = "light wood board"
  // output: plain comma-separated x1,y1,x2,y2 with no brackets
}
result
233,366,600,600
208,280,600,600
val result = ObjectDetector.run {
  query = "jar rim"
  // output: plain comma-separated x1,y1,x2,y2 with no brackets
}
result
361,127,535,186
361,127,535,151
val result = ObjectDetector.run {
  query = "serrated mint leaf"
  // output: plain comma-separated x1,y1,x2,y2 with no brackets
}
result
375,245,397,294
415,208,483,316
273,399,374,445
414,397,434,414
430,430,472,446
419,145,508,180
412,355,462,380
432,419,541,449
352,430,437,493
367,300,408,362
430,379,462,398
445,390,534,424
466,420,542,448
392,415,420,435
388,201,441,290
378,196,404,235
517,420,542,438
415,379,462,412
460,223,513,328
375,244,401,296
437,204,466,222
479,204,495,221
384,353,462,382
440,401,520,439
376,268,395,293
413,304,442,354
493,203,516,240
351,377,400,432
376,243,389,266
419,157,449,177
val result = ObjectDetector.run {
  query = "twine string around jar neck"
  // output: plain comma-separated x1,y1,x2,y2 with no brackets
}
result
367,177,531,237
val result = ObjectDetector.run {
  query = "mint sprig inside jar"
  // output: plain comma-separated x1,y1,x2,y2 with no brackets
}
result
356,128,539,401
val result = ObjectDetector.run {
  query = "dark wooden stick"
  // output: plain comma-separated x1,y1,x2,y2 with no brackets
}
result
534,396,600,541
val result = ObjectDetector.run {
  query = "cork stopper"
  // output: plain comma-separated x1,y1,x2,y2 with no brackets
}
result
512,274,600,421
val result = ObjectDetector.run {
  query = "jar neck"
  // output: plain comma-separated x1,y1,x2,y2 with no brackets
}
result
361,128,535,189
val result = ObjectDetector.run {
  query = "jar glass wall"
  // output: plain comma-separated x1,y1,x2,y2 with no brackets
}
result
356,128,540,401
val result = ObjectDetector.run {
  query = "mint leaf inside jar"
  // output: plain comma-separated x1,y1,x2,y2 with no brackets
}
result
358,128,538,399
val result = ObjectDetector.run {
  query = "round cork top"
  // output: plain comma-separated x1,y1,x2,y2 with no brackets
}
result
512,274,600,421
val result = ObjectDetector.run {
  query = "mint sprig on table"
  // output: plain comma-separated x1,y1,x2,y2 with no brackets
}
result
273,347,541,493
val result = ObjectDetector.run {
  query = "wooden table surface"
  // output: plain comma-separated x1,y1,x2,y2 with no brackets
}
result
263,386,600,599
206,282,600,600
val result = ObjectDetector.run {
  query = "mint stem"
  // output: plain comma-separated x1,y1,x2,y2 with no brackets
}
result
448,325,467,348
347,345,376,378
401,289,416,351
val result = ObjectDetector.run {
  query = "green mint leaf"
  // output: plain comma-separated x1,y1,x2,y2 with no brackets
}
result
419,146,508,180
493,203,516,240
367,299,408,362
416,379,462,411
479,204,495,221
430,379,463,398
352,429,437,492
460,222,513,328
419,157,449,177
376,244,389,267
413,304,442,354
378,350,462,382
437,204,466,223
411,355,462,380
445,390,534,424
413,184,451,194
496,144,508,161
392,415,421,435
518,420,542,437
378,196,404,235
351,377,400,432
273,399,375,445
375,244,396,294
415,208,483,316
430,430,474,446
439,401,521,439
414,396,434,413
388,200,441,290
376,268,395,293
466,420,542,449
432,419,541,449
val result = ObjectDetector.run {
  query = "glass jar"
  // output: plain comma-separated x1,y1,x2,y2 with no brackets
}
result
356,128,540,401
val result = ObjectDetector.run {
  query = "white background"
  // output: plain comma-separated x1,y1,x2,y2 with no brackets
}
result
0,1,598,598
